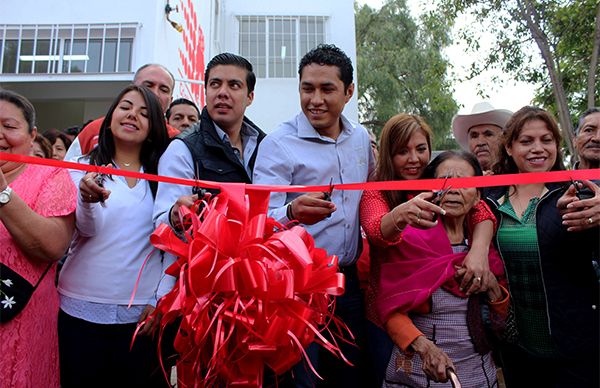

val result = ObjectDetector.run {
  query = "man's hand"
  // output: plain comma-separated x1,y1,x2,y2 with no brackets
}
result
137,305,158,336
289,192,336,225
558,180,600,231
170,194,199,230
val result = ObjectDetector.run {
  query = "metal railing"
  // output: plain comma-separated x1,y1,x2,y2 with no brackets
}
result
0,23,138,75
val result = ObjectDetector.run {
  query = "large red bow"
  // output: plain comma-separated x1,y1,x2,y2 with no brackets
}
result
143,183,350,387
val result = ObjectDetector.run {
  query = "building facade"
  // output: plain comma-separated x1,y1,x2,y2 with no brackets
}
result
0,0,358,133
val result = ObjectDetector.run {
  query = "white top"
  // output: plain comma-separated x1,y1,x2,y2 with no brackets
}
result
58,158,175,314
252,112,375,265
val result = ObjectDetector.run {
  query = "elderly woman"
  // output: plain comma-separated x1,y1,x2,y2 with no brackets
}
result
0,89,77,387
377,151,508,387
57,84,172,387
487,106,599,387
360,114,498,385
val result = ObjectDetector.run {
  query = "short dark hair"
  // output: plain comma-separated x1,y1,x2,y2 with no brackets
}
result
298,44,354,90
134,63,175,91
63,125,81,137
204,53,256,95
34,133,53,158
576,107,600,135
45,129,73,151
0,89,36,133
166,98,200,119
91,84,169,197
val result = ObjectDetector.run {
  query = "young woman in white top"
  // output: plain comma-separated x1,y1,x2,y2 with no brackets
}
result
58,84,172,387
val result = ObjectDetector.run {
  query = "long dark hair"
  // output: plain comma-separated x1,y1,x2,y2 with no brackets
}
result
376,113,433,209
89,84,169,197
493,106,564,174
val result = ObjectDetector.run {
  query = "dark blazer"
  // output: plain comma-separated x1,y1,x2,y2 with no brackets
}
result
485,183,599,359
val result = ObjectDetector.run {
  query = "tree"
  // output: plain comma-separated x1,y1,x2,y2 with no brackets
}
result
355,0,459,150
438,0,600,154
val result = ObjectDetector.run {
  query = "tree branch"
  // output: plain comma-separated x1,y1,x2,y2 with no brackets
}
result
588,2,600,108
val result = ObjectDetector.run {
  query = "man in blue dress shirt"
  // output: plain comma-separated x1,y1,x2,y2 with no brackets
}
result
253,44,375,387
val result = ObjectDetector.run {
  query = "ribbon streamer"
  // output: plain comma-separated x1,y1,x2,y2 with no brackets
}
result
1,152,598,193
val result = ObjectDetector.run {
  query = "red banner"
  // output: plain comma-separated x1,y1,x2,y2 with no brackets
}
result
1,152,598,192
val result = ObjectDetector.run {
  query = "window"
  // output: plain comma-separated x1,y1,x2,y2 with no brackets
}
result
238,16,327,78
0,23,137,75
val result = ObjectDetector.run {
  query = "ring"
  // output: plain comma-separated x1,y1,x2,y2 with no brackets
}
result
417,210,422,221
588,217,594,225
474,276,482,283
88,194,93,200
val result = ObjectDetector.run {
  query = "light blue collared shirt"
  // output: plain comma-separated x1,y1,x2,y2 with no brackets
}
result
253,112,375,266
213,122,259,178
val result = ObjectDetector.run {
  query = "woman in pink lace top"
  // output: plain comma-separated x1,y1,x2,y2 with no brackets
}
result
0,89,77,387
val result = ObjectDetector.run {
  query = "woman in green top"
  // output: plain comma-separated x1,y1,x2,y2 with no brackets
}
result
485,106,599,387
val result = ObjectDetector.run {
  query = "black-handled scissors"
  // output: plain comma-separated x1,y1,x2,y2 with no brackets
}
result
323,177,334,202
94,172,107,207
570,178,594,200
431,174,452,221
323,177,334,218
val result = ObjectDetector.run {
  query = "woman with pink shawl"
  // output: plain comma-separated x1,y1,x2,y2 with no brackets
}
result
378,151,509,387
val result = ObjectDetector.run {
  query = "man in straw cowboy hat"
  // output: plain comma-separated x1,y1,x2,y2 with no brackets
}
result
452,102,513,171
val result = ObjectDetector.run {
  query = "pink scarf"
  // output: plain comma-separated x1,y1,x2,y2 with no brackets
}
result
376,219,505,324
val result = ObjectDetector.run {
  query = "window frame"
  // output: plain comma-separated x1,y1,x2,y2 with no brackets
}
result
237,15,328,79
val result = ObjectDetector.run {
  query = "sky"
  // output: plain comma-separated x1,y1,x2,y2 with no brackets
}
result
356,0,537,115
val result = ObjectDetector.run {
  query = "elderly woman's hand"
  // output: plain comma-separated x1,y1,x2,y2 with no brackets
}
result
558,180,600,232
485,277,503,303
455,251,493,295
79,171,111,204
410,336,455,383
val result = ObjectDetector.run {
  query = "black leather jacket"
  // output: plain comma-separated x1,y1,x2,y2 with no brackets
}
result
179,107,266,189
485,183,599,359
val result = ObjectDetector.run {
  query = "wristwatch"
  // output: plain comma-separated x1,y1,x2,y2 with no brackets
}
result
0,186,13,207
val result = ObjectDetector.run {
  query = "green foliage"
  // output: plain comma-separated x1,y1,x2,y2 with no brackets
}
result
355,0,459,150
438,0,600,129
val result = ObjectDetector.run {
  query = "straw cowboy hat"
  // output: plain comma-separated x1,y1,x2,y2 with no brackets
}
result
452,102,513,150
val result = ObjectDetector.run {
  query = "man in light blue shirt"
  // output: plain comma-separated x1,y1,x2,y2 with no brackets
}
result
253,44,374,388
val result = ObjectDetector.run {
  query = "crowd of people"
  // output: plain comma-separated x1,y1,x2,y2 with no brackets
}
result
0,43,598,388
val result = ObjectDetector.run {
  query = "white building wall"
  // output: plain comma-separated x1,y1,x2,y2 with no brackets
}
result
1,0,358,133
218,0,358,132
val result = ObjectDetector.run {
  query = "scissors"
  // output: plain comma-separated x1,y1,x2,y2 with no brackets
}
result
323,177,334,218
430,174,452,221
570,178,594,200
323,177,334,202
94,172,108,207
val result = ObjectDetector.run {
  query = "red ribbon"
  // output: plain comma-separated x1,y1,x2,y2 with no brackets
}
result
145,183,350,387
1,152,598,192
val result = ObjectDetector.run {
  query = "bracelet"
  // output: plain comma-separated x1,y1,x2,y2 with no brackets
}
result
286,200,295,220
391,208,404,233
